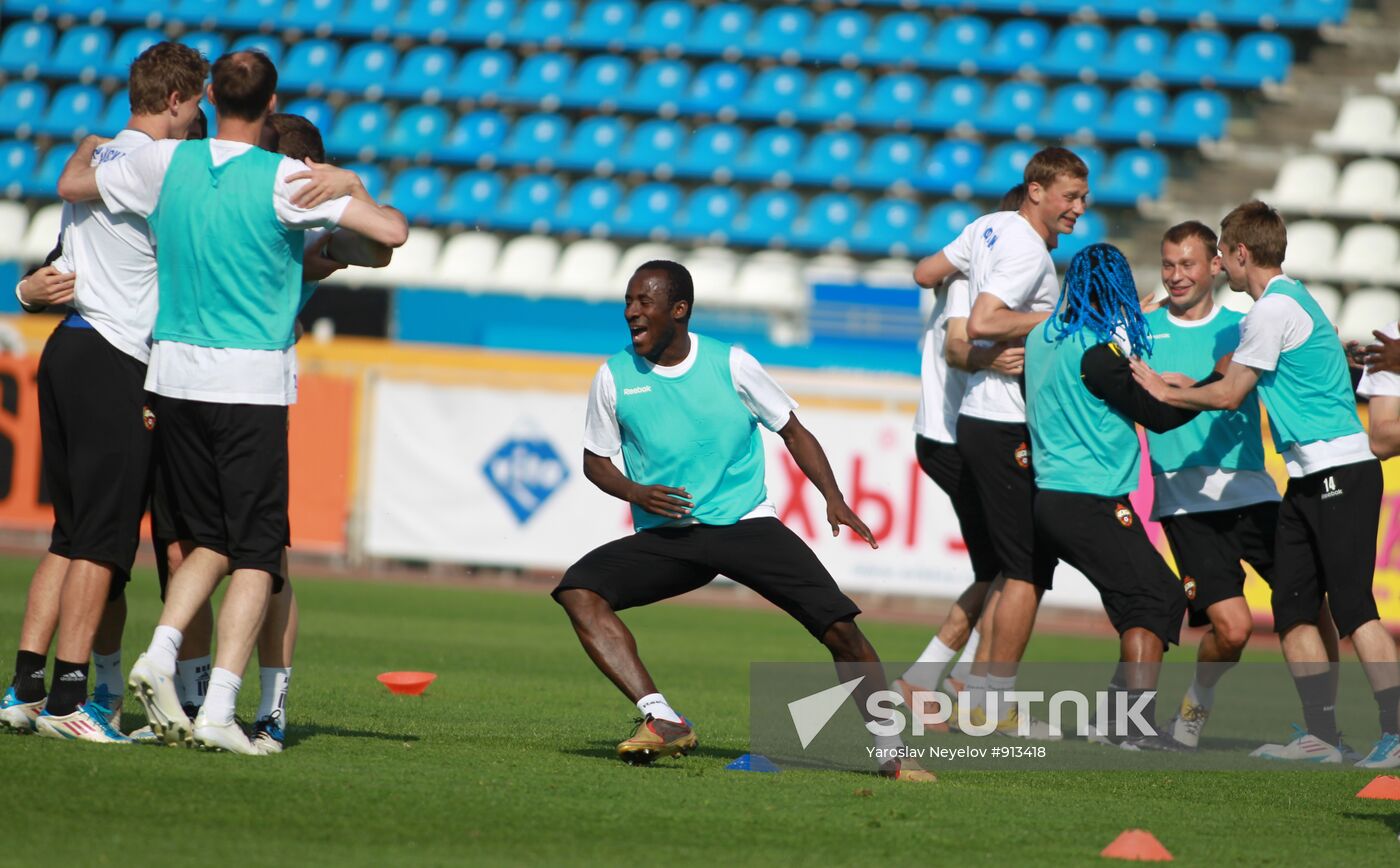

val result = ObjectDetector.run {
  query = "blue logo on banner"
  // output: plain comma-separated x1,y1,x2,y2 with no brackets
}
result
482,436,570,524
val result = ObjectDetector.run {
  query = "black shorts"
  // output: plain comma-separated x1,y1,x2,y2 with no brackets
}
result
38,323,155,591
155,395,289,591
955,415,1055,587
1271,459,1382,638
1035,490,1186,647
552,517,861,639
1161,501,1278,628
915,435,999,583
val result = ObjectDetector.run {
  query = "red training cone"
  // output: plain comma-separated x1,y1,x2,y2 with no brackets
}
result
1100,829,1173,862
1356,775,1400,800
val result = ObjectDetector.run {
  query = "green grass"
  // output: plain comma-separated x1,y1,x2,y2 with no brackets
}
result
2,556,1398,866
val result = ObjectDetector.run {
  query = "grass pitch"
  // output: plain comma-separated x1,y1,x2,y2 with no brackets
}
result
2,557,1398,865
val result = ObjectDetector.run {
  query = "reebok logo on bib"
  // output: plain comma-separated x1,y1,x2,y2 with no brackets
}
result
623,386,652,396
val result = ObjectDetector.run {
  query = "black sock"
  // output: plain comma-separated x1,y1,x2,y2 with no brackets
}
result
12,650,47,703
1126,689,1157,739
1294,672,1340,745
1375,686,1400,735
46,658,88,717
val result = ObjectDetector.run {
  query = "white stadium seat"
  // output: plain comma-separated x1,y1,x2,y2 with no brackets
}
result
863,258,919,289
1314,95,1397,154
553,239,620,300
1279,219,1339,278
0,202,29,260
733,250,806,314
351,227,442,287
489,234,560,293
801,253,861,285
20,202,62,263
1256,154,1337,211
1334,158,1400,216
681,247,741,307
1337,224,1400,282
435,231,502,290
1308,283,1343,323
610,242,681,290
1337,287,1400,344
1378,59,1400,95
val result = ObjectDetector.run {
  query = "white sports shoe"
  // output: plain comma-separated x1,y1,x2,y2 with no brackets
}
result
0,686,43,733
1250,724,1342,763
193,710,259,755
127,654,191,747
127,724,163,745
1356,733,1400,769
34,703,133,744
1167,698,1211,750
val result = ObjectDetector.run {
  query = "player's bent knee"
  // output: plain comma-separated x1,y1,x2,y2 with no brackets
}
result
820,618,865,656
554,586,610,616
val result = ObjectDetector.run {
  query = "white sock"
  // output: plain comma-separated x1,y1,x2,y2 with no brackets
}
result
91,651,122,699
873,732,905,755
257,666,292,724
145,625,183,675
636,692,683,724
987,674,1016,717
949,629,980,683
177,655,211,710
1186,678,1215,710
965,674,987,712
201,668,241,726
903,635,959,687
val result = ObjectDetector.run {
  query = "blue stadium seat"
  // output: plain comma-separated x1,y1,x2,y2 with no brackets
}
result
0,83,46,136
572,0,638,50
343,162,385,200
692,3,754,57
793,192,858,250
1096,147,1168,204
22,142,76,196
438,170,503,225
748,6,812,62
506,52,574,106
852,198,920,256
0,141,38,196
684,62,749,117
103,28,162,79
1100,26,1169,81
971,141,1037,197
927,15,992,72
1158,89,1229,145
388,46,455,100
913,139,983,195
920,201,979,250
793,130,863,186
1073,145,1107,185
734,126,804,183
1051,210,1106,265
512,0,577,44
980,81,1047,136
561,55,633,109
454,0,516,43
1217,0,1278,25
1157,0,1213,22
0,22,53,78
1041,23,1111,79
178,31,226,65
556,177,622,235
1162,30,1230,86
501,112,569,167
388,167,446,224
325,101,390,159
617,58,689,114
615,182,682,239
921,76,985,130
381,105,449,160
980,18,1049,75
283,98,335,135
739,67,808,122
557,115,626,171
168,0,226,26
1219,32,1292,87
797,69,866,124
1098,87,1169,143
626,1,694,53
284,0,343,34
447,49,514,102
96,91,131,136
46,25,111,81
866,13,932,67
106,0,172,24
338,0,403,38
436,109,507,164
281,39,342,93
1039,83,1108,138
335,42,399,96
398,0,459,39
225,0,285,30
676,123,745,179
36,84,102,138
615,118,685,174
805,9,872,65
731,189,799,246
1279,0,1349,26
230,34,285,67
855,133,925,189
678,185,740,242
858,73,926,127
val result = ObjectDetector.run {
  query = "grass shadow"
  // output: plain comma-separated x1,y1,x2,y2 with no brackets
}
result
563,739,747,765
288,723,421,747
1339,810,1400,836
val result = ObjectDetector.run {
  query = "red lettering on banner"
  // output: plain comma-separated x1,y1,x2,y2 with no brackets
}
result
906,457,920,548
777,453,816,538
1378,493,1400,570
848,456,893,544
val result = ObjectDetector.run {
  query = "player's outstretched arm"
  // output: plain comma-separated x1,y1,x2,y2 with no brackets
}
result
581,450,692,520
966,293,1050,342
1081,344,1201,433
334,198,409,249
945,316,1023,375
55,135,108,202
776,414,877,549
1368,396,1400,460
1130,357,1258,412
913,251,956,289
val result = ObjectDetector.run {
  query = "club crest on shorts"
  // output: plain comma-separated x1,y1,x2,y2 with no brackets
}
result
1114,503,1132,527
142,405,156,431
1182,575,1197,601
1013,441,1030,469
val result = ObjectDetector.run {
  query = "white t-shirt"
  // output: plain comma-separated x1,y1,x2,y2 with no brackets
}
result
584,334,797,523
52,129,160,363
1358,320,1400,400
96,138,351,405
941,211,1059,424
1234,275,1373,477
913,276,970,444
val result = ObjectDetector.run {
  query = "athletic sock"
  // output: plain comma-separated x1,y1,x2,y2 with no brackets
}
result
257,666,292,725
145,625,183,675
987,674,1016,719
47,658,88,717
903,635,959,688
637,692,683,724
1374,685,1400,735
948,629,980,684
178,655,211,710
1294,672,1340,746
964,674,988,713
201,668,241,726
12,649,47,702
91,651,123,701
1184,678,1215,712
1126,689,1157,739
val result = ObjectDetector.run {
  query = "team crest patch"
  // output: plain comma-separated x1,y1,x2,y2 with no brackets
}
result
1114,503,1132,527
1182,575,1197,601
142,405,156,431
1014,442,1030,469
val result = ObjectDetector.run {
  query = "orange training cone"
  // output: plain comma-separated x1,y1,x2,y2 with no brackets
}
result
1356,775,1400,800
1100,829,1173,862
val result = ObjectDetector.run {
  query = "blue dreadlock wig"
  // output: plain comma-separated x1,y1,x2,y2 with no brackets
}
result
1048,243,1154,359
